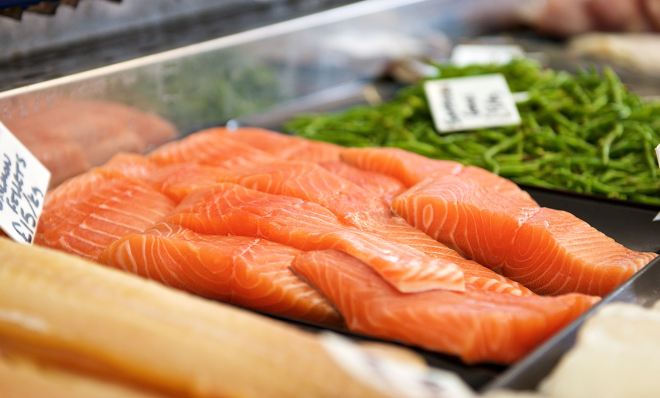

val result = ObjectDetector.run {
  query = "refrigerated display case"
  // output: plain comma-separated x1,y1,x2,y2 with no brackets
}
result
1,0,659,394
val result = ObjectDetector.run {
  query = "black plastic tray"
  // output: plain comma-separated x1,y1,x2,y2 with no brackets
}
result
230,80,660,391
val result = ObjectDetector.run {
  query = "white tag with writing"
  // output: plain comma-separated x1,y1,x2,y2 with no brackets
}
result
321,332,476,398
0,122,51,244
450,44,525,67
424,74,522,133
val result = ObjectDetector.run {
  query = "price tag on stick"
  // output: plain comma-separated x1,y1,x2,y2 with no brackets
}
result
0,122,51,244
424,74,522,133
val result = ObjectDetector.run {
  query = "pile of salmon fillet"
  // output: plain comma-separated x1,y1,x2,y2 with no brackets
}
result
33,127,657,364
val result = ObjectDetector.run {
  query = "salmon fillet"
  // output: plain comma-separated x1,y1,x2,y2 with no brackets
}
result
341,146,464,187
147,127,278,168
341,148,656,296
223,127,342,162
216,161,530,296
104,153,230,203
34,168,176,261
165,183,465,293
342,147,656,296
291,249,599,364
100,222,342,327
319,160,406,204
153,164,229,203
391,163,656,296
103,152,164,180
341,146,534,201
4,100,177,187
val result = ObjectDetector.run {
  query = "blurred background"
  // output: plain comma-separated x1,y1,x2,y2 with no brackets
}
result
3,0,660,91
0,0,361,91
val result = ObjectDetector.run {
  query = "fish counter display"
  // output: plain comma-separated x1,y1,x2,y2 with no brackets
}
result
29,126,655,367
3,0,660,394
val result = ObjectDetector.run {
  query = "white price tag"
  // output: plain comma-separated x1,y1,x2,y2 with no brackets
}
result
0,122,51,244
450,44,525,67
321,333,476,398
424,74,522,133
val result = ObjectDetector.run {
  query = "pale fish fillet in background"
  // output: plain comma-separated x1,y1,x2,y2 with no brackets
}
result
2,99,177,188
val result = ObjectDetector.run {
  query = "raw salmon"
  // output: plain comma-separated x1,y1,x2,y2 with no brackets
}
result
147,127,278,168
342,147,655,296
103,152,163,180
356,215,534,296
224,127,342,162
165,183,465,293
216,161,531,296
392,170,657,296
34,168,176,261
291,249,600,364
341,146,463,187
319,160,406,203
104,153,227,203
100,222,341,326
215,161,391,223
154,164,230,203
341,147,535,201
4,100,177,187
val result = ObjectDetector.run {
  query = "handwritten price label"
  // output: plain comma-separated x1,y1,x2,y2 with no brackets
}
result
424,74,522,134
321,333,476,398
0,122,51,244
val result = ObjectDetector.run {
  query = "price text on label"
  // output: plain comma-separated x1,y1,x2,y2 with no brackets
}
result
0,122,51,244
424,74,522,133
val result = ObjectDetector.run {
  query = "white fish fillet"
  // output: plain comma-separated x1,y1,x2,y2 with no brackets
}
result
539,302,660,398
0,238,399,398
